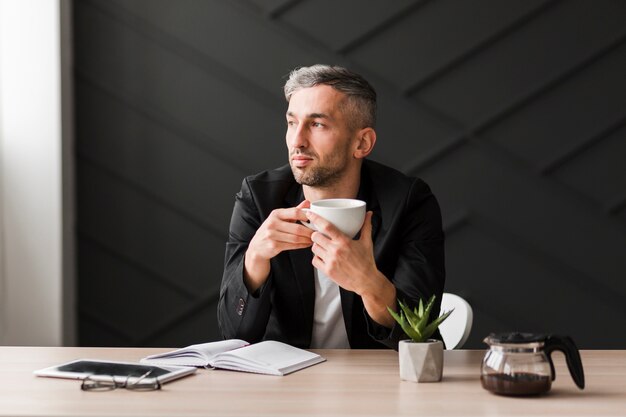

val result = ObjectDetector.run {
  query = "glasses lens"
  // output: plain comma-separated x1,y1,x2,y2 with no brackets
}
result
126,378,161,391
80,375,161,392
81,377,118,391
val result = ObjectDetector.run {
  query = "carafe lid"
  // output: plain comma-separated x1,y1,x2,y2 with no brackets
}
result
485,332,547,344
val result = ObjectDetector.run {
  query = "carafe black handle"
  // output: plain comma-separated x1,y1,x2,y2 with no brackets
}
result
544,335,585,389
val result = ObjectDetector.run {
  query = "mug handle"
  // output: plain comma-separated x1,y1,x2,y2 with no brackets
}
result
544,335,585,389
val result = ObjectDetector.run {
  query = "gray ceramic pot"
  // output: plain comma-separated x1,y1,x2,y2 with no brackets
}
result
398,339,444,382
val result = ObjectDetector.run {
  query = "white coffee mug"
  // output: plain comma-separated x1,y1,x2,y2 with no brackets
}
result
302,199,366,238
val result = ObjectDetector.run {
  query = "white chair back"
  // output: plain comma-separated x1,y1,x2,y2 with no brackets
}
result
439,292,473,349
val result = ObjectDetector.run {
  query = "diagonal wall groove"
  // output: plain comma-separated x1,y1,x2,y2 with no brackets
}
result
336,0,433,55
442,210,471,236
404,31,626,175
75,72,250,176
83,0,282,108
137,293,220,346
471,214,626,311
77,232,199,301
77,151,227,241
540,114,626,175
404,0,560,96
607,196,626,216
79,309,135,345
266,0,305,19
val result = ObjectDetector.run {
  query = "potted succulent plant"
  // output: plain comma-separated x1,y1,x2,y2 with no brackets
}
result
387,295,453,382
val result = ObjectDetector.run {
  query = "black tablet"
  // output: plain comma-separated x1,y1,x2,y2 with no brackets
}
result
34,358,196,384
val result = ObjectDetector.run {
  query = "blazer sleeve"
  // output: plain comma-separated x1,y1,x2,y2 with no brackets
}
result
365,178,446,350
217,178,273,342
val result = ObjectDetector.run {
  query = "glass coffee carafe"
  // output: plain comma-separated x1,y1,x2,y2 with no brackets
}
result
481,332,585,396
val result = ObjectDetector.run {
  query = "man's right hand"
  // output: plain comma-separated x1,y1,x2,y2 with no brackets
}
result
243,200,313,293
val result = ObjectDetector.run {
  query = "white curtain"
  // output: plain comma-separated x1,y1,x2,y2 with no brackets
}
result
0,123,5,342
0,0,65,346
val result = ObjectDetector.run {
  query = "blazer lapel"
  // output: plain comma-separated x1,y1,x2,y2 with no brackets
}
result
362,161,396,259
288,249,315,339
340,165,382,347
284,183,315,342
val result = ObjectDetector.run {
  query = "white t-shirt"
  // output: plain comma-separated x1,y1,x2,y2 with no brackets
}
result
310,268,350,349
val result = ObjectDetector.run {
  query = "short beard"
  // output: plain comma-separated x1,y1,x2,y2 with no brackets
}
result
291,164,346,187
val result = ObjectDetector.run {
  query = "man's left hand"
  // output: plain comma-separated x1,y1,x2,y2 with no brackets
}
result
306,210,396,327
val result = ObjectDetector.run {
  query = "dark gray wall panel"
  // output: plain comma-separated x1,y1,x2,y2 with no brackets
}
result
486,42,626,169
445,221,626,348
417,0,626,124
279,0,419,52
372,91,458,168
75,81,242,230
78,238,196,345
80,316,130,347
74,0,626,348
422,144,626,300
144,302,220,347
77,161,225,296
348,0,547,91
246,0,292,15
107,0,319,100
75,0,287,173
553,125,626,211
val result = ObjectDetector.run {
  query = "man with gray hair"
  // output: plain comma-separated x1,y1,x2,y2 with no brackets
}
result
218,65,445,350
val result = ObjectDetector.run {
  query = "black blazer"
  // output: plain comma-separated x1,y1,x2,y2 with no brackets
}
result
218,159,445,350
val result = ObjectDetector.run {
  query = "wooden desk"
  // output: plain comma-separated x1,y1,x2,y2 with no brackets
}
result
0,347,624,416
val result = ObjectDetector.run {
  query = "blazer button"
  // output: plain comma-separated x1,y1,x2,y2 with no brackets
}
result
236,298,245,316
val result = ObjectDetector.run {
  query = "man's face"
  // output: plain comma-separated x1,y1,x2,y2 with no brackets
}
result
286,85,358,187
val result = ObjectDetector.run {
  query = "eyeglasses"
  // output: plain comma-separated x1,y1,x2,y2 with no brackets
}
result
81,370,161,392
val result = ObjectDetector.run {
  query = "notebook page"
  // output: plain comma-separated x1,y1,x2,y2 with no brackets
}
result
211,341,324,375
141,339,248,367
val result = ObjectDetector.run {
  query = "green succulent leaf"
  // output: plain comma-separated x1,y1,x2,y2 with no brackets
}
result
422,308,454,341
387,295,454,343
417,298,424,318
399,319,423,342
423,295,436,322
398,300,418,329
387,306,423,341
387,306,405,326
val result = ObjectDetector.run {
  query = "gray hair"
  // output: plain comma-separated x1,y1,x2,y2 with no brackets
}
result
284,64,377,129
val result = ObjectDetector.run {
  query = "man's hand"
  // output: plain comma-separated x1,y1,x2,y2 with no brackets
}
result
244,200,313,293
307,210,396,327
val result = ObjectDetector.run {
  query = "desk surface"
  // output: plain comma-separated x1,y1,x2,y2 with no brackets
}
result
1,347,624,416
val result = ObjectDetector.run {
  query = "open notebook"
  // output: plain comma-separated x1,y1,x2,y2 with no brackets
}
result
140,340,325,376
